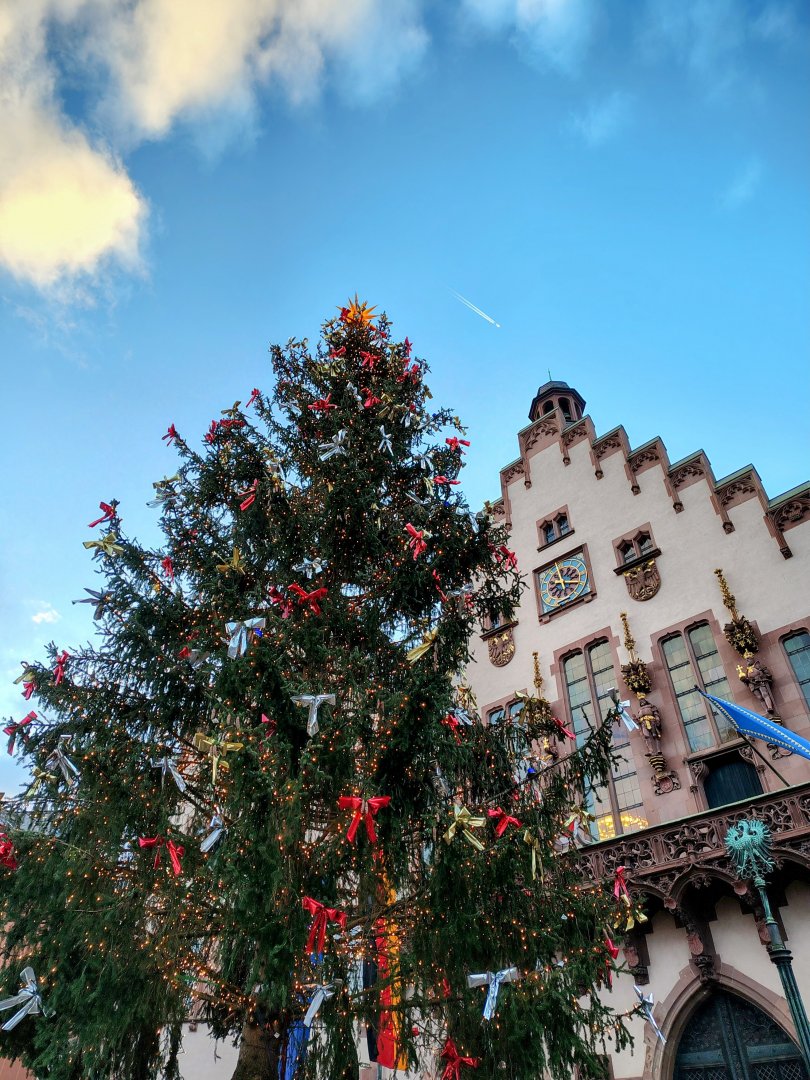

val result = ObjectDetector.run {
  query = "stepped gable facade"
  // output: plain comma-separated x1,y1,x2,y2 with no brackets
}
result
466,380,810,1080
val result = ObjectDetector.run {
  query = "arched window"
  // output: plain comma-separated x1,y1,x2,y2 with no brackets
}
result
542,400,554,415
703,751,763,808
619,541,635,565
559,397,573,422
661,623,735,751
543,521,556,545
783,630,810,709
562,641,647,840
556,513,570,536
637,532,653,556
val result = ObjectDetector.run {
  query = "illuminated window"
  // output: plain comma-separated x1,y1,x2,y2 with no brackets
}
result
661,623,735,752
784,631,810,709
562,641,647,841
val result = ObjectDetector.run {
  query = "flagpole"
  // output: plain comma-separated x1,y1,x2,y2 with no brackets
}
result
737,734,791,789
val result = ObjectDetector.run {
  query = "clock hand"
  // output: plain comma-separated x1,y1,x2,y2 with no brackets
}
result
553,563,567,591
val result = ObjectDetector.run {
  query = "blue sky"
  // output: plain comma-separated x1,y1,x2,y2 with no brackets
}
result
1,0,809,793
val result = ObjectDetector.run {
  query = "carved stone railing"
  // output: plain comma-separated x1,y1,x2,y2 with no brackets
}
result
579,783,810,904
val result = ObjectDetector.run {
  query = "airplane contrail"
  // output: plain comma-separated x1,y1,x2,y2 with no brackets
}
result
450,289,501,328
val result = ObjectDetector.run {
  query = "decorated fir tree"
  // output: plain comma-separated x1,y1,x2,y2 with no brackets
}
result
0,300,632,1079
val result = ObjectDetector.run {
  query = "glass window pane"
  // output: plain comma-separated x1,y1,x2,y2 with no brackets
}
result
663,633,715,750
564,653,592,742
589,640,618,722
488,708,504,726
558,515,570,535
688,624,734,740
784,632,810,708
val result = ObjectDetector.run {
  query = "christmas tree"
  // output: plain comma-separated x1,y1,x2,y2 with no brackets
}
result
0,301,632,1079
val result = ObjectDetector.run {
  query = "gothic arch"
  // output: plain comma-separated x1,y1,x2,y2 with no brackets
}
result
643,961,801,1080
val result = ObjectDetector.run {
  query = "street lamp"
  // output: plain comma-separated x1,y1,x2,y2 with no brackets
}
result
725,818,810,1070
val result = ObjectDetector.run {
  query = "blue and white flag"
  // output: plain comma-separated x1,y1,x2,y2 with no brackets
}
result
697,690,810,763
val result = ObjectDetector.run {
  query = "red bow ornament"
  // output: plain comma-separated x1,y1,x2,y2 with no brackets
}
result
289,583,328,615
488,807,522,837
613,866,630,902
445,437,470,453
88,501,117,528
0,833,18,870
496,545,518,570
53,652,69,685
308,394,337,412
161,556,174,581
359,350,379,370
4,712,36,755
245,387,260,409
433,475,460,486
162,424,178,445
404,523,428,559
338,795,391,843
139,836,185,876
301,897,347,955
440,1039,479,1079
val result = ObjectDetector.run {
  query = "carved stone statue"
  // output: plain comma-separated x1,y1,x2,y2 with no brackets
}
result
738,657,776,715
637,697,663,755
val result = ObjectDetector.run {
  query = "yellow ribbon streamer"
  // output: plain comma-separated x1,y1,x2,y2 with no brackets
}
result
443,806,485,851
406,627,438,665
523,829,543,882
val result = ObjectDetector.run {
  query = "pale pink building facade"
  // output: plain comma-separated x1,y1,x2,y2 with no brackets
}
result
465,380,810,1079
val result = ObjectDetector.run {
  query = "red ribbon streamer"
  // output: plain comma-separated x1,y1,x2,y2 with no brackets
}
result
488,807,522,837
53,652,69,685
239,480,258,511
338,795,391,844
88,502,116,528
161,556,174,580
162,424,178,445
139,836,185,876
22,682,35,700
613,866,630,901
553,716,575,740
4,711,36,755
301,897,347,955
404,523,427,559
440,1039,480,1079
245,387,260,409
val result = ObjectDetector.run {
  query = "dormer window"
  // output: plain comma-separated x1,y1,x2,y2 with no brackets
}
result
613,525,659,568
538,507,574,549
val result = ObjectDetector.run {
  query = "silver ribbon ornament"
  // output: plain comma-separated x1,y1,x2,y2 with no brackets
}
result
200,810,226,853
151,755,187,793
47,737,80,784
0,968,50,1031
225,617,266,659
467,966,522,1021
634,985,666,1044
303,981,341,1028
291,694,336,737
319,430,349,460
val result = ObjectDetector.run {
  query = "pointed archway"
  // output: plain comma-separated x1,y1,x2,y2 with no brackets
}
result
674,989,808,1080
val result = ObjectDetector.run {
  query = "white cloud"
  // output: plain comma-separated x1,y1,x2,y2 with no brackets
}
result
723,159,764,209
30,603,62,625
0,0,429,295
461,0,598,73
571,90,633,146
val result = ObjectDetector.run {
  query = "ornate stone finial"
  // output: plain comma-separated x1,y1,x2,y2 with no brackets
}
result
620,612,637,662
715,568,760,657
619,613,652,698
532,652,544,696
715,568,740,620
725,819,774,882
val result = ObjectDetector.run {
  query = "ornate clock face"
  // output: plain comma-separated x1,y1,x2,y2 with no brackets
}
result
538,554,590,613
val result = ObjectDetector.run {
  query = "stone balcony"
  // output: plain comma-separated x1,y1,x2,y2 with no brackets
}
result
579,782,810,907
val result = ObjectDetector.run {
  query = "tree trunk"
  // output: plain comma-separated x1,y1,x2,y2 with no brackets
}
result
229,1019,277,1080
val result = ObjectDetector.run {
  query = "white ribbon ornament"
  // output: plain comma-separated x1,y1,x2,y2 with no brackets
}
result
0,969,49,1031
291,694,336,737
47,737,80,784
319,430,349,460
225,617,266,660
467,967,522,1021
200,811,226,853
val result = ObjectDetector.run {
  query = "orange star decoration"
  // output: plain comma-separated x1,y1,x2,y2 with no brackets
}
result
340,294,377,326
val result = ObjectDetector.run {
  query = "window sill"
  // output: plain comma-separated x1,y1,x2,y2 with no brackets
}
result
480,620,518,641
613,547,661,575
537,529,575,553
